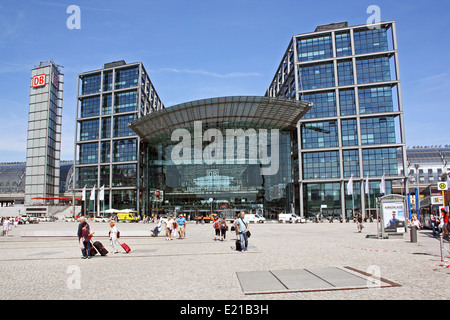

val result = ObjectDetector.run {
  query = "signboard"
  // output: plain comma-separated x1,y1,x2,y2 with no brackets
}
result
438,181,448,191
382,201,406,233
32,74,46,88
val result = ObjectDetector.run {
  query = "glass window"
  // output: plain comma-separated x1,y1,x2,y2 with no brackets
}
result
102,94,112,115
360,116,396,145
356,56,391,84
101,118,111,139
358,86,394,114
337,60,354,86
304,183,341,217
339,89,356,115
81,73,101,95
101,141,110,163
302,91,336,119
362,148,398,177
100,165,110,186
76,166,97,189
341,119,358,146
79,119,99,141
354,28,389,55
302,151,340,179
299,62,335,90
112,189,137,209
115,67,139,90
103,71,113,92
335,31,352,57
112,139,137,162
301,121,338,149
343,149,360,178
113,114,137,137
79,96,100,118
297,34,333,62
114,91,138,113
78,142,98,164
112,164,137,187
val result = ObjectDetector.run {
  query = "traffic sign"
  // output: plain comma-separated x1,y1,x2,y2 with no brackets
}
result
438,181,448,191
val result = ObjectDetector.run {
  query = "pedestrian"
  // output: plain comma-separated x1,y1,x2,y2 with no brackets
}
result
3,217,10,237
172,217,179,239
109,221,119,253
236,211,250,252
152,218,162,237
79,221,93,259
220,217,228,241
165,216,173,240
177,214,186,239
356,211,363,233
441,208,449,239
431,210,437,236
409,214,422,229
213,217,220,240
14,216,19,228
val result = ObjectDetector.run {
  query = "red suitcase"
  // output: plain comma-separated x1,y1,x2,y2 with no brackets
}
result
118,241,131,253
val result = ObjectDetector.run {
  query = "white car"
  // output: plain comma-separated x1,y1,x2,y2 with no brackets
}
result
278,213,302,223
246,214,266,223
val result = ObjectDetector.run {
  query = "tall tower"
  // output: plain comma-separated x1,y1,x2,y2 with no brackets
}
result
25,60,64,204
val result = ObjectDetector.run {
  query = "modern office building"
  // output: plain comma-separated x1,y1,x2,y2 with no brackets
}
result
25,60,64,204
265,21,408,218
75,60,164,214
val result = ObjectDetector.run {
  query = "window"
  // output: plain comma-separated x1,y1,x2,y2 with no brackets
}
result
299,62,335,90
114,91,137,113
356,56,391,84
297,34,333,61
112,164,137,187
113,114,137,137
79,96,100,118
112,139,137,162
354,28,389,55
341,119,358,146
339,89,356,115
303,151,340,179
79,119,99,141
362,148,398,177
101,142,110,163
101,118,111,139
360,117,396,145
335,32,352,57
115,67,139,90
103,71,113,92
76,166,97,188
102,94,112,115
81,74,101,95
337,60,354,86
301,121,338,149
78,143,98,164
358,86,394,114
343,150,360,178
302,91,336,119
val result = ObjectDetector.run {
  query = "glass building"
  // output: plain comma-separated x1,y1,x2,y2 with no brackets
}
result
265,21,408,219
25,60,64,204
130,96,312,218
74,61,164,214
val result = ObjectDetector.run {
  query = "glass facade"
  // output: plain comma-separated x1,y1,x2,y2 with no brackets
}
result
76,61,164,213
267,22,406,219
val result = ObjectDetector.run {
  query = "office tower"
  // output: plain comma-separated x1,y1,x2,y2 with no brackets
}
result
75,61,164,214
25,60,64,204
266,21,407,218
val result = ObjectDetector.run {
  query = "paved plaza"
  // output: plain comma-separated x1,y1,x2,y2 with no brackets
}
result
0,220,449,300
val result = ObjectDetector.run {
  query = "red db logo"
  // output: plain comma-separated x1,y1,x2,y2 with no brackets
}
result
32,74,46,88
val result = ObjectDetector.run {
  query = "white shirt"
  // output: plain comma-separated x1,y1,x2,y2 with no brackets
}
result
110,226,118,239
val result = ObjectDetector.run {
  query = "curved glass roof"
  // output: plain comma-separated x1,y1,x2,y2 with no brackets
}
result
129,96,313,142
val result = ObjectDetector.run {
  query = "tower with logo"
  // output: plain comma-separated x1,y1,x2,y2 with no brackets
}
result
25,60,64,204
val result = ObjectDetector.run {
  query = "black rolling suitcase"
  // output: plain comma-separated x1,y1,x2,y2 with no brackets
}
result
93,241,108,256
89,241,98,256
235,239,242,251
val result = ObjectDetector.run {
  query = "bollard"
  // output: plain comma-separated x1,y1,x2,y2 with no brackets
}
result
409,226,417,243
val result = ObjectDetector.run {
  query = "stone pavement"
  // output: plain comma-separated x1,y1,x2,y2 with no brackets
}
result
0,220,448,300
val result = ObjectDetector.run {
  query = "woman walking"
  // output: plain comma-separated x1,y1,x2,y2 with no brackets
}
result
220,217,228,241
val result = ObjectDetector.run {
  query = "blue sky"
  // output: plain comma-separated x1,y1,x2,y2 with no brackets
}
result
0,0,449,162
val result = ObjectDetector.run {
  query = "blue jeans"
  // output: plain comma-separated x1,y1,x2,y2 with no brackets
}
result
81,241,91,257
239,232,248,251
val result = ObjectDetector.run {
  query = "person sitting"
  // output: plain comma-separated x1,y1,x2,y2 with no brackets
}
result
151,218,162,237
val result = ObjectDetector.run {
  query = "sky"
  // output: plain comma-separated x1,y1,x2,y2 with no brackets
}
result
0,0,449,162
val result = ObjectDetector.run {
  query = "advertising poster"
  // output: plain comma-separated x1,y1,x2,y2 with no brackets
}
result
382,201,406,233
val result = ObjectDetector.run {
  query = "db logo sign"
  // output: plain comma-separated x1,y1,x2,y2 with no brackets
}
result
32,74,46,88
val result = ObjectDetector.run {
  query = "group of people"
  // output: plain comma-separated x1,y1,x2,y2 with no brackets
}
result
77,216,120,259
430,207,449,238
163,215,187,240
214,211,251,252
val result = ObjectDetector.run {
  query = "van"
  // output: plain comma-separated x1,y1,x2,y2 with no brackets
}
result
246,213,266,223
278,213,302,223
117,212,140,223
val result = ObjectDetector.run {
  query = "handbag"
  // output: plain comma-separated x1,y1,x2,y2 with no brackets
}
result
240,218,251,238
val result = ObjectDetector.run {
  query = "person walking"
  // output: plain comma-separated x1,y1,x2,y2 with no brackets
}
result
219,217,228,241
177,214,186,239
236,211,250,252
109,221,119,253
441,208,449,239
165,217,173,240
431,210,437,236
213,217,220,241
2,217,10,237
356,212,363,233
79,221,93,259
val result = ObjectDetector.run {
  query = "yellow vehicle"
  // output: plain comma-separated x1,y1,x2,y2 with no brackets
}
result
116,212,140,223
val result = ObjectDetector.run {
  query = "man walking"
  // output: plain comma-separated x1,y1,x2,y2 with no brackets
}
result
177,214,186,239
236,211,250,252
